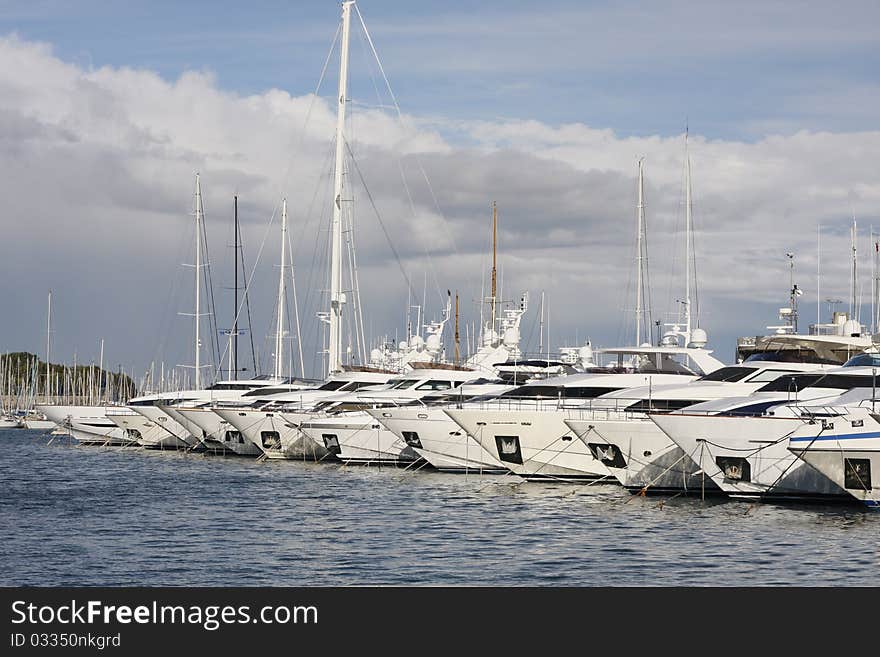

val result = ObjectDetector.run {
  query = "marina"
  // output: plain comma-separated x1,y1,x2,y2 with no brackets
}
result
2,1,880,595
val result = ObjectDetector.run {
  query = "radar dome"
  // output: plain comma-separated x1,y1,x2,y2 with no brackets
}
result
410,335,425,351
661,332,680,347
503,327,520,347
370,348,382,363
688,328,708,348
398,340,408,351
426,333,442,353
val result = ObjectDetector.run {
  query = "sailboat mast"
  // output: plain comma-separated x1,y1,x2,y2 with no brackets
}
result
275,199,288,381
329,1,353,375
454,292,460,366
98,338,104,403
194,173,203,389
45,290,51,401
684,132,693,340
851,216,857,320
636,158,645,345
233,194,239,380
491,201,498,332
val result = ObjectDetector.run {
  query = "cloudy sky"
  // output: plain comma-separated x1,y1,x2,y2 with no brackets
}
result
1,0,878,383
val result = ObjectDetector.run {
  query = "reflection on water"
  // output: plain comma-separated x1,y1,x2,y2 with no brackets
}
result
1,430,877,586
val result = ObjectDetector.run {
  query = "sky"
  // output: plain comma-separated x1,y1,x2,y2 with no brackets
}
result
1,0,879,382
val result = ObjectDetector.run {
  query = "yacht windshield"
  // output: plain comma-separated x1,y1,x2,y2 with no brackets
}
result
697,366,754,382
388,379,420,390
843,353,880,368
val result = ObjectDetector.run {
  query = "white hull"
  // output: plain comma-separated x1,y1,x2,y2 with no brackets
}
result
107,410,186,449
0,418,20,429
370,408,507,473
214,408,329,460
445,408,612,481
788,410,880,508
652,413,847,500
24,419,56,430
153,406,202,447
565,417,718,493
129,406,193,448
176,407,261,456
300,412,419,465
37,405,131,446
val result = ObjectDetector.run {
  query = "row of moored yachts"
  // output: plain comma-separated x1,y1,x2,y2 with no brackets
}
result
30,317,880,510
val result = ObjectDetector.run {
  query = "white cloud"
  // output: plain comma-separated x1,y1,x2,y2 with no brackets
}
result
0,33,878,378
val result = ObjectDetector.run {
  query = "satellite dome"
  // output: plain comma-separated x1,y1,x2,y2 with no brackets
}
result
688,328,708,348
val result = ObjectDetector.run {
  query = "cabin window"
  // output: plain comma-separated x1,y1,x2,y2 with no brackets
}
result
744,369,800,384
402,431,422,448
125,429,142,441
494,435,523,465
388,379,420,390
844,458,872,490
260,431,280,448
415,380,453,391
697,366,754,383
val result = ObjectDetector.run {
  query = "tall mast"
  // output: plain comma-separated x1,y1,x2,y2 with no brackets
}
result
684,131,693,340
851,215,857,319
275,199,288,381
454,292,460,366
194,173,203,389
233,195,239,380
328,1,354,375
539,290,545,356
45,290,51,401
98,338,104,403
636,158,645,345
491,201,498,331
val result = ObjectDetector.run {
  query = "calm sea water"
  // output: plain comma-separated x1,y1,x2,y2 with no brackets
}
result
1,429,878,586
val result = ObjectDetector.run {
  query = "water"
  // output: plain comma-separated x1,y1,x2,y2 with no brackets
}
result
1,429,878,586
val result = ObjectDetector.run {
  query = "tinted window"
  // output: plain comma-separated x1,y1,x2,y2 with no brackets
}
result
389,379,419,390
697,367,754,382
416,380,453,391
843,353,880,368
744,369,800,384
318,380,347,391
755,374,825,392
624,399,702,413
499,385,620,399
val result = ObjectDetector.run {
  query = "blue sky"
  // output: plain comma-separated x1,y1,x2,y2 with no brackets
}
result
4,0,878,140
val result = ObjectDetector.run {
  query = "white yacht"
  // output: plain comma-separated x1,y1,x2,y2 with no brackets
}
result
173,378,316,456
36,404,131,445
563,359,830,493
367,379,514,473
788,399,880,509
213,368,395,459
299,364,488,466
650,363,880,500
783,350,880,508
445,344,724,482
